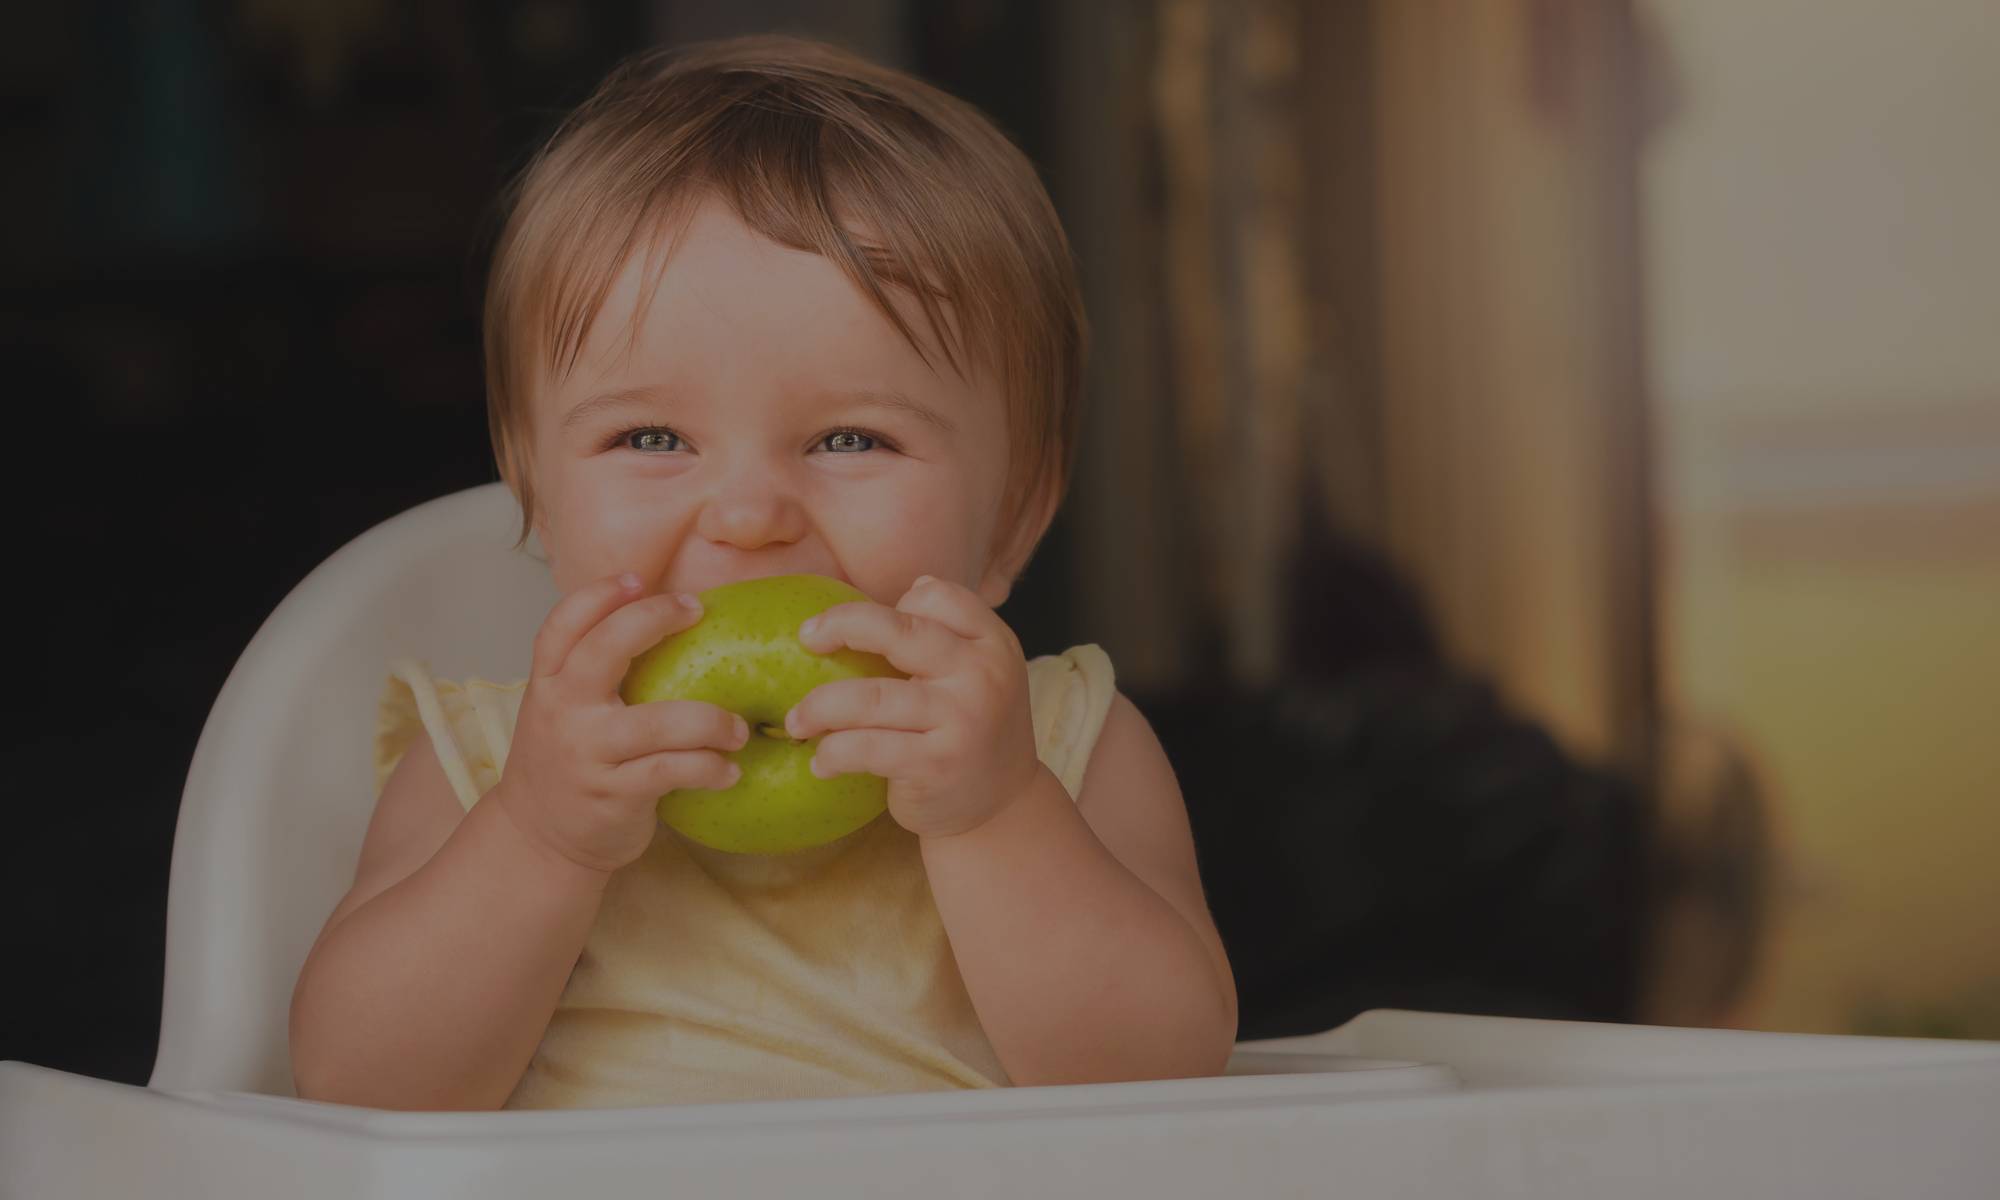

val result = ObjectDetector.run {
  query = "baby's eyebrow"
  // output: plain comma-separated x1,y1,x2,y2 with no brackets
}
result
561,386,670,431
560,384,956,435
831,388,957,435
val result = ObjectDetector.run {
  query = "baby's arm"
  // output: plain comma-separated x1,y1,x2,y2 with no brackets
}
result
291,575,738,1110
920,693,1239,1086
288,737,611,1110
788,579,1238,1086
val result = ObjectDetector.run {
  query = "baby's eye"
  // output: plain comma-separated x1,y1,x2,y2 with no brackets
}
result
821,429,878,453
619,427,683,453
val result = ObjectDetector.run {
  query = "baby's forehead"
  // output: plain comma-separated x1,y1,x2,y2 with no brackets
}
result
559,208,991,396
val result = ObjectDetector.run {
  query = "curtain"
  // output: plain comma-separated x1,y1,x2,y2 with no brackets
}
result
1056,0,1654,772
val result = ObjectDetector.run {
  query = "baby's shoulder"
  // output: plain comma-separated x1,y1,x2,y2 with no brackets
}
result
1024,644,1117,800
332,730,466,930
375,659,527,812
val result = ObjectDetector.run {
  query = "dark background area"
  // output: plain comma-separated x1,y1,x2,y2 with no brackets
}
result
2,0,1645,1088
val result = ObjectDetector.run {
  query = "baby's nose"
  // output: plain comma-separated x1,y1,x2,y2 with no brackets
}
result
695,477,808,551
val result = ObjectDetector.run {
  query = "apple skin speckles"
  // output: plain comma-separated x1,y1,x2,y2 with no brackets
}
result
619,574,902,855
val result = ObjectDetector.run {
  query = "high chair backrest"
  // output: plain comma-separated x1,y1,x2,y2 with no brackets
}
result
151,484,559,1094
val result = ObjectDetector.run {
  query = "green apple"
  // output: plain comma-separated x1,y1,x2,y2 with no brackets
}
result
619,574,901,855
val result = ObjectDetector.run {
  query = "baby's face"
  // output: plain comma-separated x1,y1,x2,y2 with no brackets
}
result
526,196,1020,609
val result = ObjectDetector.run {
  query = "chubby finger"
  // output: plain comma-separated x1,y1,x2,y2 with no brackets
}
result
800,602,963,678
785,677,935,740
532,572,650,679
809,728,927,780
569,590,704,697
611,748,741,797
601,700,749,763
894,574,1004,643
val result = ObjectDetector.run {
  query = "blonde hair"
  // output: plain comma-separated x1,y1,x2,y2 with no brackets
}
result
483,34,1087,566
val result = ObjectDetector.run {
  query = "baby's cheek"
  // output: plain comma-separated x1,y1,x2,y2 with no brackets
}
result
934,490,998,567
831,493,975,595
552,480,690,590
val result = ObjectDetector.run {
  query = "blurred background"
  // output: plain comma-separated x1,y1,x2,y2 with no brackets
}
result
4,0,1995,1086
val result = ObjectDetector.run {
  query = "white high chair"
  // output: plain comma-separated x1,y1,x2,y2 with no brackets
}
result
4,482,1997,1198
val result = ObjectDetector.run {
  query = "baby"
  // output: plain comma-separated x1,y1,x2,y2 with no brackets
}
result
289,34,1237,1111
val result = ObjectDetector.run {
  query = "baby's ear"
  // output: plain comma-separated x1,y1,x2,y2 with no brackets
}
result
976,480,1061,608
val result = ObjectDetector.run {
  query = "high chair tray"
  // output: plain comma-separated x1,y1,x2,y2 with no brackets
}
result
6,1010,1999,1199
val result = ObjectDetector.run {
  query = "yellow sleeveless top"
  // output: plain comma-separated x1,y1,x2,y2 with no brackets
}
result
372,644,1116,1109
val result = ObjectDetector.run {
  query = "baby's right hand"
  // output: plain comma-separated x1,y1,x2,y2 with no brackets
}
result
494,573,748,875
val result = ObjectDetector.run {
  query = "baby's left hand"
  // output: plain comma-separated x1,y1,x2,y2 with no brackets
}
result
784,575,1042,839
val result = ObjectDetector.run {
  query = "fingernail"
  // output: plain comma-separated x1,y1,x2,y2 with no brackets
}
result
799,616,820,638
618,573,641,591
783,709,801,739
809,756,830,780
724,762,742,787
914,574,934,588
676,592,701,611
733,716,750,745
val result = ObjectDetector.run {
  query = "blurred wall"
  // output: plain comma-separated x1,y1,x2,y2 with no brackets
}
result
648,0,907,66
1641,0,2000,1035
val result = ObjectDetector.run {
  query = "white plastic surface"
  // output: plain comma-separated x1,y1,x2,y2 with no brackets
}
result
152,483,558,1096
7,1013,2000,1198
6,484,2000,1197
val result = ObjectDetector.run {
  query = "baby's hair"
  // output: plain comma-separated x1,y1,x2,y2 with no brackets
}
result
482,34,1088,561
